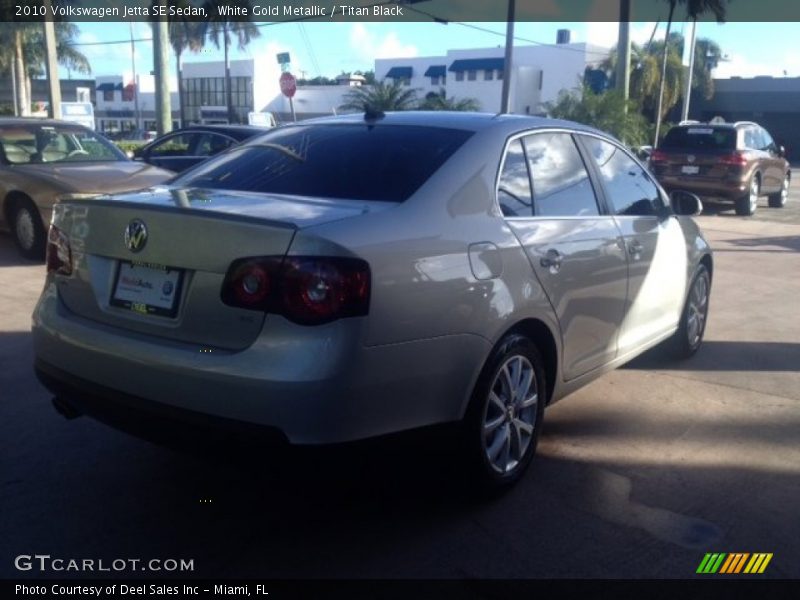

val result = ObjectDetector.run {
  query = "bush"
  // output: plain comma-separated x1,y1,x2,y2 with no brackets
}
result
544,85,650,146
114,141,147,154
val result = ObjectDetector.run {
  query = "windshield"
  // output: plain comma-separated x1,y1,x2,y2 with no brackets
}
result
173,124,474,202
661,126,737,152
0,124,126,165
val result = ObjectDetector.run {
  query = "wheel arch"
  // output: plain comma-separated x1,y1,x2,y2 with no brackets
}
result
495,318,559,406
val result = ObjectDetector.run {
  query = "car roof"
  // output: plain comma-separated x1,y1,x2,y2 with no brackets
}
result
175,124,269,139
295,111,613,138
0,117,89,128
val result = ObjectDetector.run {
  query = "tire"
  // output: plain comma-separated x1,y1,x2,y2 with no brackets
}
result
768,174,790,208
734,175,759,216
462,334,546,489
9,199,46,260
670,264,711,359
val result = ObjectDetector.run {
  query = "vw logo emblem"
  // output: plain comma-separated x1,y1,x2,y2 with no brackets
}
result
124,219,148,253
687,154,696,163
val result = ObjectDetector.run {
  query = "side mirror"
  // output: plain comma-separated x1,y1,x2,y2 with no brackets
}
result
670,190,703,216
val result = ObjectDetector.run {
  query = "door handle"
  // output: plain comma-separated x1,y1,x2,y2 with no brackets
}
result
628,240,644,257
540,248,563,273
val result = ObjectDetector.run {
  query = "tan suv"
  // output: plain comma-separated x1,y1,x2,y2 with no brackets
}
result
650,121,791,216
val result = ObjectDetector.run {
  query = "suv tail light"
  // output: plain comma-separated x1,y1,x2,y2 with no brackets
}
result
221,256,371,325
46,225,72,276
650,149,668,163
720,152,748,167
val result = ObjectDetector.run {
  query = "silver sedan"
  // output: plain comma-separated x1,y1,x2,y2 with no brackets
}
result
32,112,712,488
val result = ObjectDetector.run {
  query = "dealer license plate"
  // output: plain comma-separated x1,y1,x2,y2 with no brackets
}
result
110,261,184,318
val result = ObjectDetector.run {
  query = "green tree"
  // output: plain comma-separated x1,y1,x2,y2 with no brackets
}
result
419,88,480,111
545,84,650,146
654,0,727,145
340,80,419,112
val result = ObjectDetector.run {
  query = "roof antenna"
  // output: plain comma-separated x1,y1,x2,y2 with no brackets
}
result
364,103,385,121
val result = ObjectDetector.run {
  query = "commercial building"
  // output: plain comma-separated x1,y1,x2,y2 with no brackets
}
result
94,74,179,135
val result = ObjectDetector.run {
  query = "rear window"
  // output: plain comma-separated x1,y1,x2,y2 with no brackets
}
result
173,124,473,202
661,127,737,151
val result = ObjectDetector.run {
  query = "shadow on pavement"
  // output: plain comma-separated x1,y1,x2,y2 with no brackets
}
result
626,340,800,372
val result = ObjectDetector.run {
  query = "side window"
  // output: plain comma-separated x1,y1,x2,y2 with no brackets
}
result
148,133,198,157
196,133,235,157
523,132,599,217
497,139,533,217
583,136,663,217
743,127,759,150
759,128,775,151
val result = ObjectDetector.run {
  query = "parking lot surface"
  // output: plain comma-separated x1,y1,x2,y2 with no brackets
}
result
1,190,799,579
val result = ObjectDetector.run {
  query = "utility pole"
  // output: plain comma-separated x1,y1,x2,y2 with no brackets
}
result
500,0,515,114
129,22,140,132
43,1,62,120
616,0,631,110
152,8,172,135
681,19,698,122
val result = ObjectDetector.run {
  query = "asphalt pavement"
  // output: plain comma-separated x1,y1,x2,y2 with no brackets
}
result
1,190,798,579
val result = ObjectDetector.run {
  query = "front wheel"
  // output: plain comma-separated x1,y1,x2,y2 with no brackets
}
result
768,174,790,208
462,334,546,489
670,265,711,359
734,176,759,216
10,200,46,260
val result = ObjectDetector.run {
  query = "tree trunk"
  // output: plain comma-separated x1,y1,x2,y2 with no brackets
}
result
224,24,234,123
176,48,185,127
653,1,676,148
14,30,29,116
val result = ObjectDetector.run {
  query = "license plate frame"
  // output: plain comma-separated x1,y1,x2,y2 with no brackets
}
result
110,260,185,318
681,165,700,175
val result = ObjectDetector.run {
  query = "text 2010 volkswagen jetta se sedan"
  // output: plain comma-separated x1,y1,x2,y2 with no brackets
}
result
32,112,712,487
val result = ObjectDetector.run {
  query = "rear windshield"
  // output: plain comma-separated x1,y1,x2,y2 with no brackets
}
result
661,126,737,151
173,124,474,202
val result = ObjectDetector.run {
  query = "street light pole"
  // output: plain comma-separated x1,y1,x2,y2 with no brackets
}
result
681,19,698,122
500,0,515,114
616,0,631,109
130,22,140,132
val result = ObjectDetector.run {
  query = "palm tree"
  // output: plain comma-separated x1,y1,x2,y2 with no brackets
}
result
653,0,727,146
340,80,419,113
419,89,480,111
197,3,261,123
169,19,205,126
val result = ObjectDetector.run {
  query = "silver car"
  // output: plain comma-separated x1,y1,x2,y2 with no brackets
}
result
32,113,712,487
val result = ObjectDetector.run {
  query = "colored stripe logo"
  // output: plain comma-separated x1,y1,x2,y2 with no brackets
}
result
697,553,772,574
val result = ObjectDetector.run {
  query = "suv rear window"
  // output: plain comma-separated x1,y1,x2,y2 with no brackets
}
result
661,126,737,151
173,124,473,202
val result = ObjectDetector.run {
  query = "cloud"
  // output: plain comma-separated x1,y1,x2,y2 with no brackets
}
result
584,22,663,48
714,52,800,78
349,24,418,62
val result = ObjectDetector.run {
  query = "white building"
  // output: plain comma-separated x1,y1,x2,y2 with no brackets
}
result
375,37,609,115
94,74,179,135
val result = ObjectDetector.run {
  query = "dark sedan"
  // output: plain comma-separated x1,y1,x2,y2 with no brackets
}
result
133,125,270,173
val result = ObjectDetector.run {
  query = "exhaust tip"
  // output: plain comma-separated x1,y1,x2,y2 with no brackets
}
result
52,397,82,420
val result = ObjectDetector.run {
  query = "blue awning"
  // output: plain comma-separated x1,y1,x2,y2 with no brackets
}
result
96,83,115,92
424,65,446,78
385,66,412,79
114,83,124,91
448,58,504,72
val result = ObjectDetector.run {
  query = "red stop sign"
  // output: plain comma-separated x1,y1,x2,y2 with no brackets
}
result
280,72,297,98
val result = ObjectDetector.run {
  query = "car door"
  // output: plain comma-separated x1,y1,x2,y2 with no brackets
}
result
141,132,204,173
579,135,687,357
757,127,783,193
502,131,628,381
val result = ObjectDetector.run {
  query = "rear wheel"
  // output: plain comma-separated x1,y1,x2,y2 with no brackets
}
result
768,174,790,208
734,175,759,216
670,265,711,359
9,199,46,260
462,334,546,489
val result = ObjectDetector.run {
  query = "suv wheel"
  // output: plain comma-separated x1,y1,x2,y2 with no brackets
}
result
10,199,46,260
735,176,759,216
768,174,790,208
462,334,546,489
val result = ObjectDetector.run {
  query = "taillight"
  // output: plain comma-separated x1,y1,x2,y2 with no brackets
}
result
221,256,371,325
650,149,668,163
720,152,748,166
46,225,72,276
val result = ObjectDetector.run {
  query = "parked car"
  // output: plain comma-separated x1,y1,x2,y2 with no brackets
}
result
650,121,791,216
133,125,269,173
32,112,712,488
0,118,174,259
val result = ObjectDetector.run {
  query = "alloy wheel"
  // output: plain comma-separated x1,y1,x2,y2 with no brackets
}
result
686,272,709,348
15,208,36,252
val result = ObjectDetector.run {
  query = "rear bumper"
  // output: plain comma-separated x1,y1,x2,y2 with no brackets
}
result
658,176,748,199
32,282,489,445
